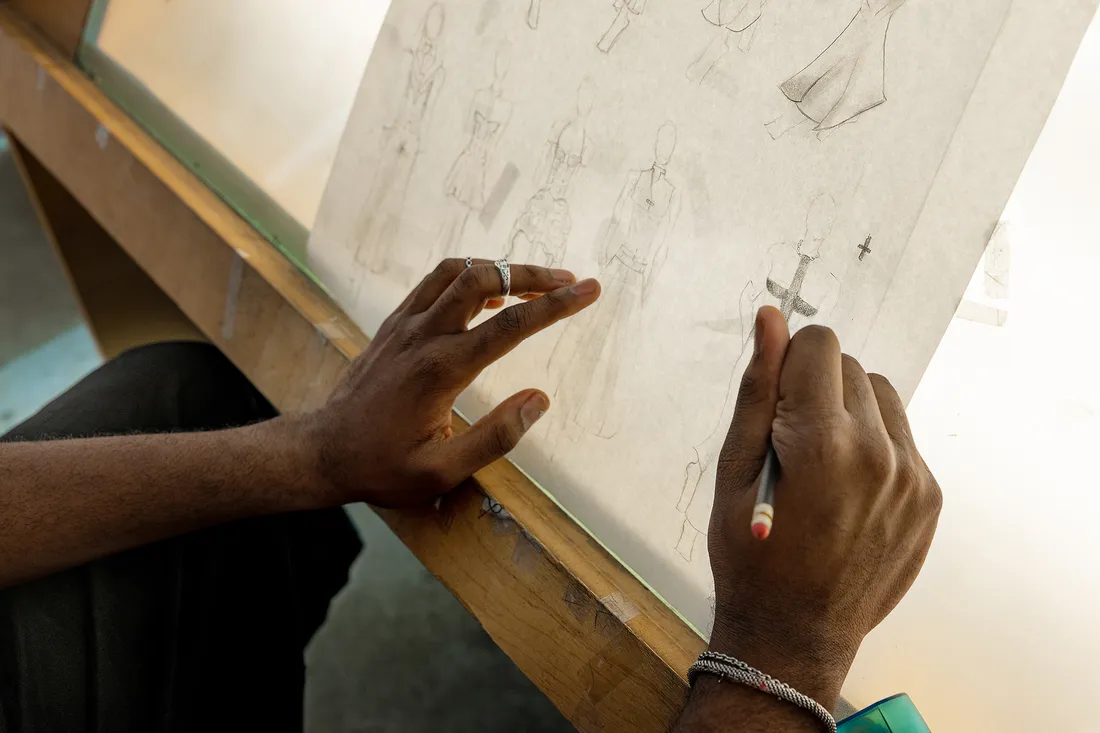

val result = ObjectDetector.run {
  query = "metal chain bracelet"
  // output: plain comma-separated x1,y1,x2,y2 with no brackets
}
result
688,651,837,733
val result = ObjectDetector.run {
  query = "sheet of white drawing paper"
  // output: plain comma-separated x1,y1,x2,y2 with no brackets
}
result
308,0,1098,720
97,0,389,228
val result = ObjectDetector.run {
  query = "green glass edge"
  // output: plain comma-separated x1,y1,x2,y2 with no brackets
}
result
76,4,322,289
80,0,108,48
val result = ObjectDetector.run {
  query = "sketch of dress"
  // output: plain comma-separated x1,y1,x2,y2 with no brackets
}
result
766,0,908,139
686,0,768,83
437,46,513,261
353,5,445,275
528,0,542,28
598,0,646,53
549,123,680,439
506,85,593,268
675,195,840,560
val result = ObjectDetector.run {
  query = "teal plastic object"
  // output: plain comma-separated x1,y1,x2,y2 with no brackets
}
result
838,694,931,732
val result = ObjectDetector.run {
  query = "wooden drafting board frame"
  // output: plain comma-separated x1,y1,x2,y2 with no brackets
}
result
0,6,704,731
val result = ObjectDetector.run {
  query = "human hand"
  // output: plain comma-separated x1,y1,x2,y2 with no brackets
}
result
304,259,600,507
706,306,941,706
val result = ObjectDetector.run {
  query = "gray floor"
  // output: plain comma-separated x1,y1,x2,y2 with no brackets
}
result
0,138,572,732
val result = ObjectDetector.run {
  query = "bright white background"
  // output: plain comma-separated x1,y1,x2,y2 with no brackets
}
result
98,0,390,228
864,13,1100,729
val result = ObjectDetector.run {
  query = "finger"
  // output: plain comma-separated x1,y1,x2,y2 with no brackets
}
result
425,263,577,333
405,258,474,314
469,296,507,323
716,306,791,493
779,325,844,412
841,353,886,433
868,373,915,449
439,389,550,481
463,279,600,371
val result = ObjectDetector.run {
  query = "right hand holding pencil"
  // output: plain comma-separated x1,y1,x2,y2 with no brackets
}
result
705,307,943,708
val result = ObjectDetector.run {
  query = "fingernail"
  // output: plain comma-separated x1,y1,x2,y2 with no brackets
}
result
551,269,575,284
753,309,766,356
521,393,550,432
571,279,599,296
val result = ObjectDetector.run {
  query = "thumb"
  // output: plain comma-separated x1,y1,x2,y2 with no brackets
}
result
444,389,549,479
717,307,791,493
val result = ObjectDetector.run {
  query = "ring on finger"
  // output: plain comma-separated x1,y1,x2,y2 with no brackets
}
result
494,259,511,298
464,256,473,269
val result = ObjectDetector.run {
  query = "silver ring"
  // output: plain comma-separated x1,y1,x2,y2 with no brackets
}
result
464,256,473,269
494,259,511,297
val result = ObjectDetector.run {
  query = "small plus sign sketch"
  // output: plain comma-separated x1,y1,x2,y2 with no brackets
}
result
858,235,873,261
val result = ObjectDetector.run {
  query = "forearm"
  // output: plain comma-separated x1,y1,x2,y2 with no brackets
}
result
0,415,330,588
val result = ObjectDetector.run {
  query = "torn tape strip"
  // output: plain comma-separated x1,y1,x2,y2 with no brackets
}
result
598,591,640,625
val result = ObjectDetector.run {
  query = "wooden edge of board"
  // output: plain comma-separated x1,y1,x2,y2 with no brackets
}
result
5,0,91,57
6,132,207,358
0,7,704,729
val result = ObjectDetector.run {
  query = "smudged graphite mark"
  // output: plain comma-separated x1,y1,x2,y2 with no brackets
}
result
479,162,520,230
476,0,501,35
687,170,714,237
562,580,591,622
511,532,542,575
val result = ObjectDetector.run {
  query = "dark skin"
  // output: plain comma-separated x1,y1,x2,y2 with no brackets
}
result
0,260,941,729
674,308,941,730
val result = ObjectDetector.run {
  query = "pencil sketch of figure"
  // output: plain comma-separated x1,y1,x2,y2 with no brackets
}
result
528,0,542,28
506,83,594,268
766,0,908,140
675,194,840,560
549,122,681,439
598,0,646,53
437,44,513,261
686,0,768,84
353,4,445,275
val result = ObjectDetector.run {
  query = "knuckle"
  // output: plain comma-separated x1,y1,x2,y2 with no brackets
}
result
927,477,944,515
735,368,768,409
412,347,453,382
436,258,465,279
488,422,519,457
494,305,527,335
519,263,547,285
861,436,897,485
815,421,854,468
397,320,425,350
455,266,485,295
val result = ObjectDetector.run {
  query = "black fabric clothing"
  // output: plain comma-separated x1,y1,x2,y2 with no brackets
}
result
0,342,361,733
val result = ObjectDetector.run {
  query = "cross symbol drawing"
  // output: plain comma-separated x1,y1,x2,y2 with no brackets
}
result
766,255,820,321
858,236,873,261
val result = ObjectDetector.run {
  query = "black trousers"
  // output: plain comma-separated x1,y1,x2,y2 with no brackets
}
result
0,342,361,733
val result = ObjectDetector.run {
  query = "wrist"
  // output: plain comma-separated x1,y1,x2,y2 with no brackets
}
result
247,414,341,510
676,675,828,733
708,613,857,708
